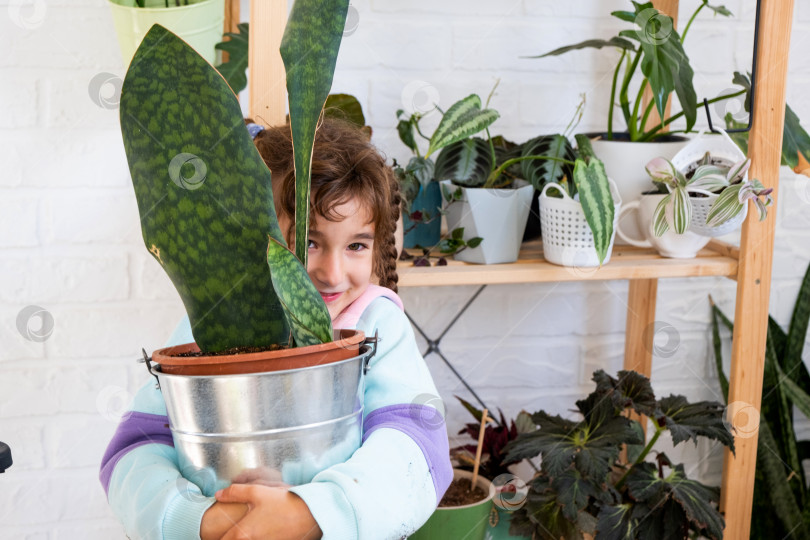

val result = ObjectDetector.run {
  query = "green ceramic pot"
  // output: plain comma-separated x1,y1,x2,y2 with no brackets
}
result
485,507,532,540
107,0,225,65
410,469,494,540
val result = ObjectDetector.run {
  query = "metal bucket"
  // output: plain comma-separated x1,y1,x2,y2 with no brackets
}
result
144,343,375,496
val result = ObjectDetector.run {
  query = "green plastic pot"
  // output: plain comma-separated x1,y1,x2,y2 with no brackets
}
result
107,0,225,66
410,469,494,540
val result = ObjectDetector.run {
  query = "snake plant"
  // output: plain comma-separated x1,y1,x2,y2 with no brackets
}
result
120,0,348,353
645,152,773,237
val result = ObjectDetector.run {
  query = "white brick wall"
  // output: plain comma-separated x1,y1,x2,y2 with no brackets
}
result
2,0,809,537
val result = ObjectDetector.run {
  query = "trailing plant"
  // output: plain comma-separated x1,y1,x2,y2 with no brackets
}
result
710,261,810,539
503,369,735,540
531,0,742,142
645,152,773,236
120,0,349,353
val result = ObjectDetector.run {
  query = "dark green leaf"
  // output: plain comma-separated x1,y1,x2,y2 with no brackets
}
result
467,237,483,249
452,226,464,241
710,303,730,401
280,0,349,265
121,25,289,352
610,10,637,23
324,93,366,128
552,469,601,522
215,22,249,94
592,369,657,417
405,156,435,190
520,134,575,192
533,36,636,58
655,395,735,451
397,119,418,153
785,256,810,389
455,395,484,423
705,3,733,17
434,138,492,187
267,237,332,346
595,503,635,540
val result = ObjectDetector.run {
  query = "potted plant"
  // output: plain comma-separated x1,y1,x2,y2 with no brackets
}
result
538,135,621,268
531,1,742,241
503,370,735,540
451,397,535,540
644,131,773,238
393,93,500,250
107,0,226,66
119,0,361,492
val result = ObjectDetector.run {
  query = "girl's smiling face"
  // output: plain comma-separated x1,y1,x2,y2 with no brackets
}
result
305,199,375,321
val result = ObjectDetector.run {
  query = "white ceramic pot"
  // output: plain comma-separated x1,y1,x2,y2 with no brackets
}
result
589,135,689,243
539,178,622,268
441,180,534,265
616,194,710,258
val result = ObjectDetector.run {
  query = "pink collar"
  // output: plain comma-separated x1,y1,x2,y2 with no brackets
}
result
332,284,404,329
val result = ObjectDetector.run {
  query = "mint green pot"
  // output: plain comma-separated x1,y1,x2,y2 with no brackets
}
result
410,469,494,540
107,0,225,66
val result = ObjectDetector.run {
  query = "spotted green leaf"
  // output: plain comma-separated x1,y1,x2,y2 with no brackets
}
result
267,237,332,346
280,0,350,266
120,25,289,353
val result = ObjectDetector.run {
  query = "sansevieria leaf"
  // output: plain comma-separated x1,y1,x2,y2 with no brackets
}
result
280,0,350,267
426,94,499,157
573,135,615,265
267,237,332,346
120,25,289,353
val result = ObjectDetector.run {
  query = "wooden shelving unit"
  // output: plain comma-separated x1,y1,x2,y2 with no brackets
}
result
244,0,794,537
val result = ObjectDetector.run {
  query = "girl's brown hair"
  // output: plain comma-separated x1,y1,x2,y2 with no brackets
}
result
253,117,400,292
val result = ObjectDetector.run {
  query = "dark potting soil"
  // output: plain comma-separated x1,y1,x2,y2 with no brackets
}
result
438,477,488,507
175,344,287,357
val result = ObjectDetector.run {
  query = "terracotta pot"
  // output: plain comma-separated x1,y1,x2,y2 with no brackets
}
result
153,329,365,376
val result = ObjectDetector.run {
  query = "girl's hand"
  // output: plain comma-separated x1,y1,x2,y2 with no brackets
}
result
214,484,323,540
200,501,249,540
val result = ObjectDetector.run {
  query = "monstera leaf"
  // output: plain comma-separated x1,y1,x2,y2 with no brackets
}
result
120,25,289,353
280,0,349,267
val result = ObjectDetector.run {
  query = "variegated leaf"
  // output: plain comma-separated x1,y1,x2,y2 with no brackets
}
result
426,95,499,157
671,186,691,234
267,236,333,346
706,184,745,227
572,157,614,265
688,174,728,193
653,194,672,237
727,158,751,182
280,0,350,266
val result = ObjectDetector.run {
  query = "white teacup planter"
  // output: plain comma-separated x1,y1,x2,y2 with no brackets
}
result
539,178,622,268
441,180,534,265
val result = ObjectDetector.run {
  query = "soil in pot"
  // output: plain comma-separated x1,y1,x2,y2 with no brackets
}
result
439,477,488,507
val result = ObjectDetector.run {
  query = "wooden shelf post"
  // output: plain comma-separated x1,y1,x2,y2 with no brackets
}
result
720,1,793,537
248,0,287,126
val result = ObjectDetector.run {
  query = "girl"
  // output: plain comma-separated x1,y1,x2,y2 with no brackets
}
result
100,118,452,540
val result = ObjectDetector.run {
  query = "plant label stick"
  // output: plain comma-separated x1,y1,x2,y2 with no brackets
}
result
470,409,489,491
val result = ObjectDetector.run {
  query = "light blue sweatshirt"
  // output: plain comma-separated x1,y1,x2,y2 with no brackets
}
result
100,286,452,539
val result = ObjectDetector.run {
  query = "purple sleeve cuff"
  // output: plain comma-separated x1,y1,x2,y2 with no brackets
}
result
362,404,452,504
99,411,174,497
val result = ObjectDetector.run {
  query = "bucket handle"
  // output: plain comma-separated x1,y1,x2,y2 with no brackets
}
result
138,348,161,389
361,331,379,375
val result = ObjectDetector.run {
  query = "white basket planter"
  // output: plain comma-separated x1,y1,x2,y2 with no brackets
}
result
671,129,749,237
539,178,622,268
441,180,534,265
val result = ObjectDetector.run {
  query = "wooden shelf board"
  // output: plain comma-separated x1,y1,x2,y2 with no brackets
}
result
397,240,738,287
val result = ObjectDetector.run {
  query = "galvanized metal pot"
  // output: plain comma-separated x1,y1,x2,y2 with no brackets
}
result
144,342,375,496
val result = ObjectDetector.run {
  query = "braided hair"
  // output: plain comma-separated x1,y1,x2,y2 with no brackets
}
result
252,117,399,292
